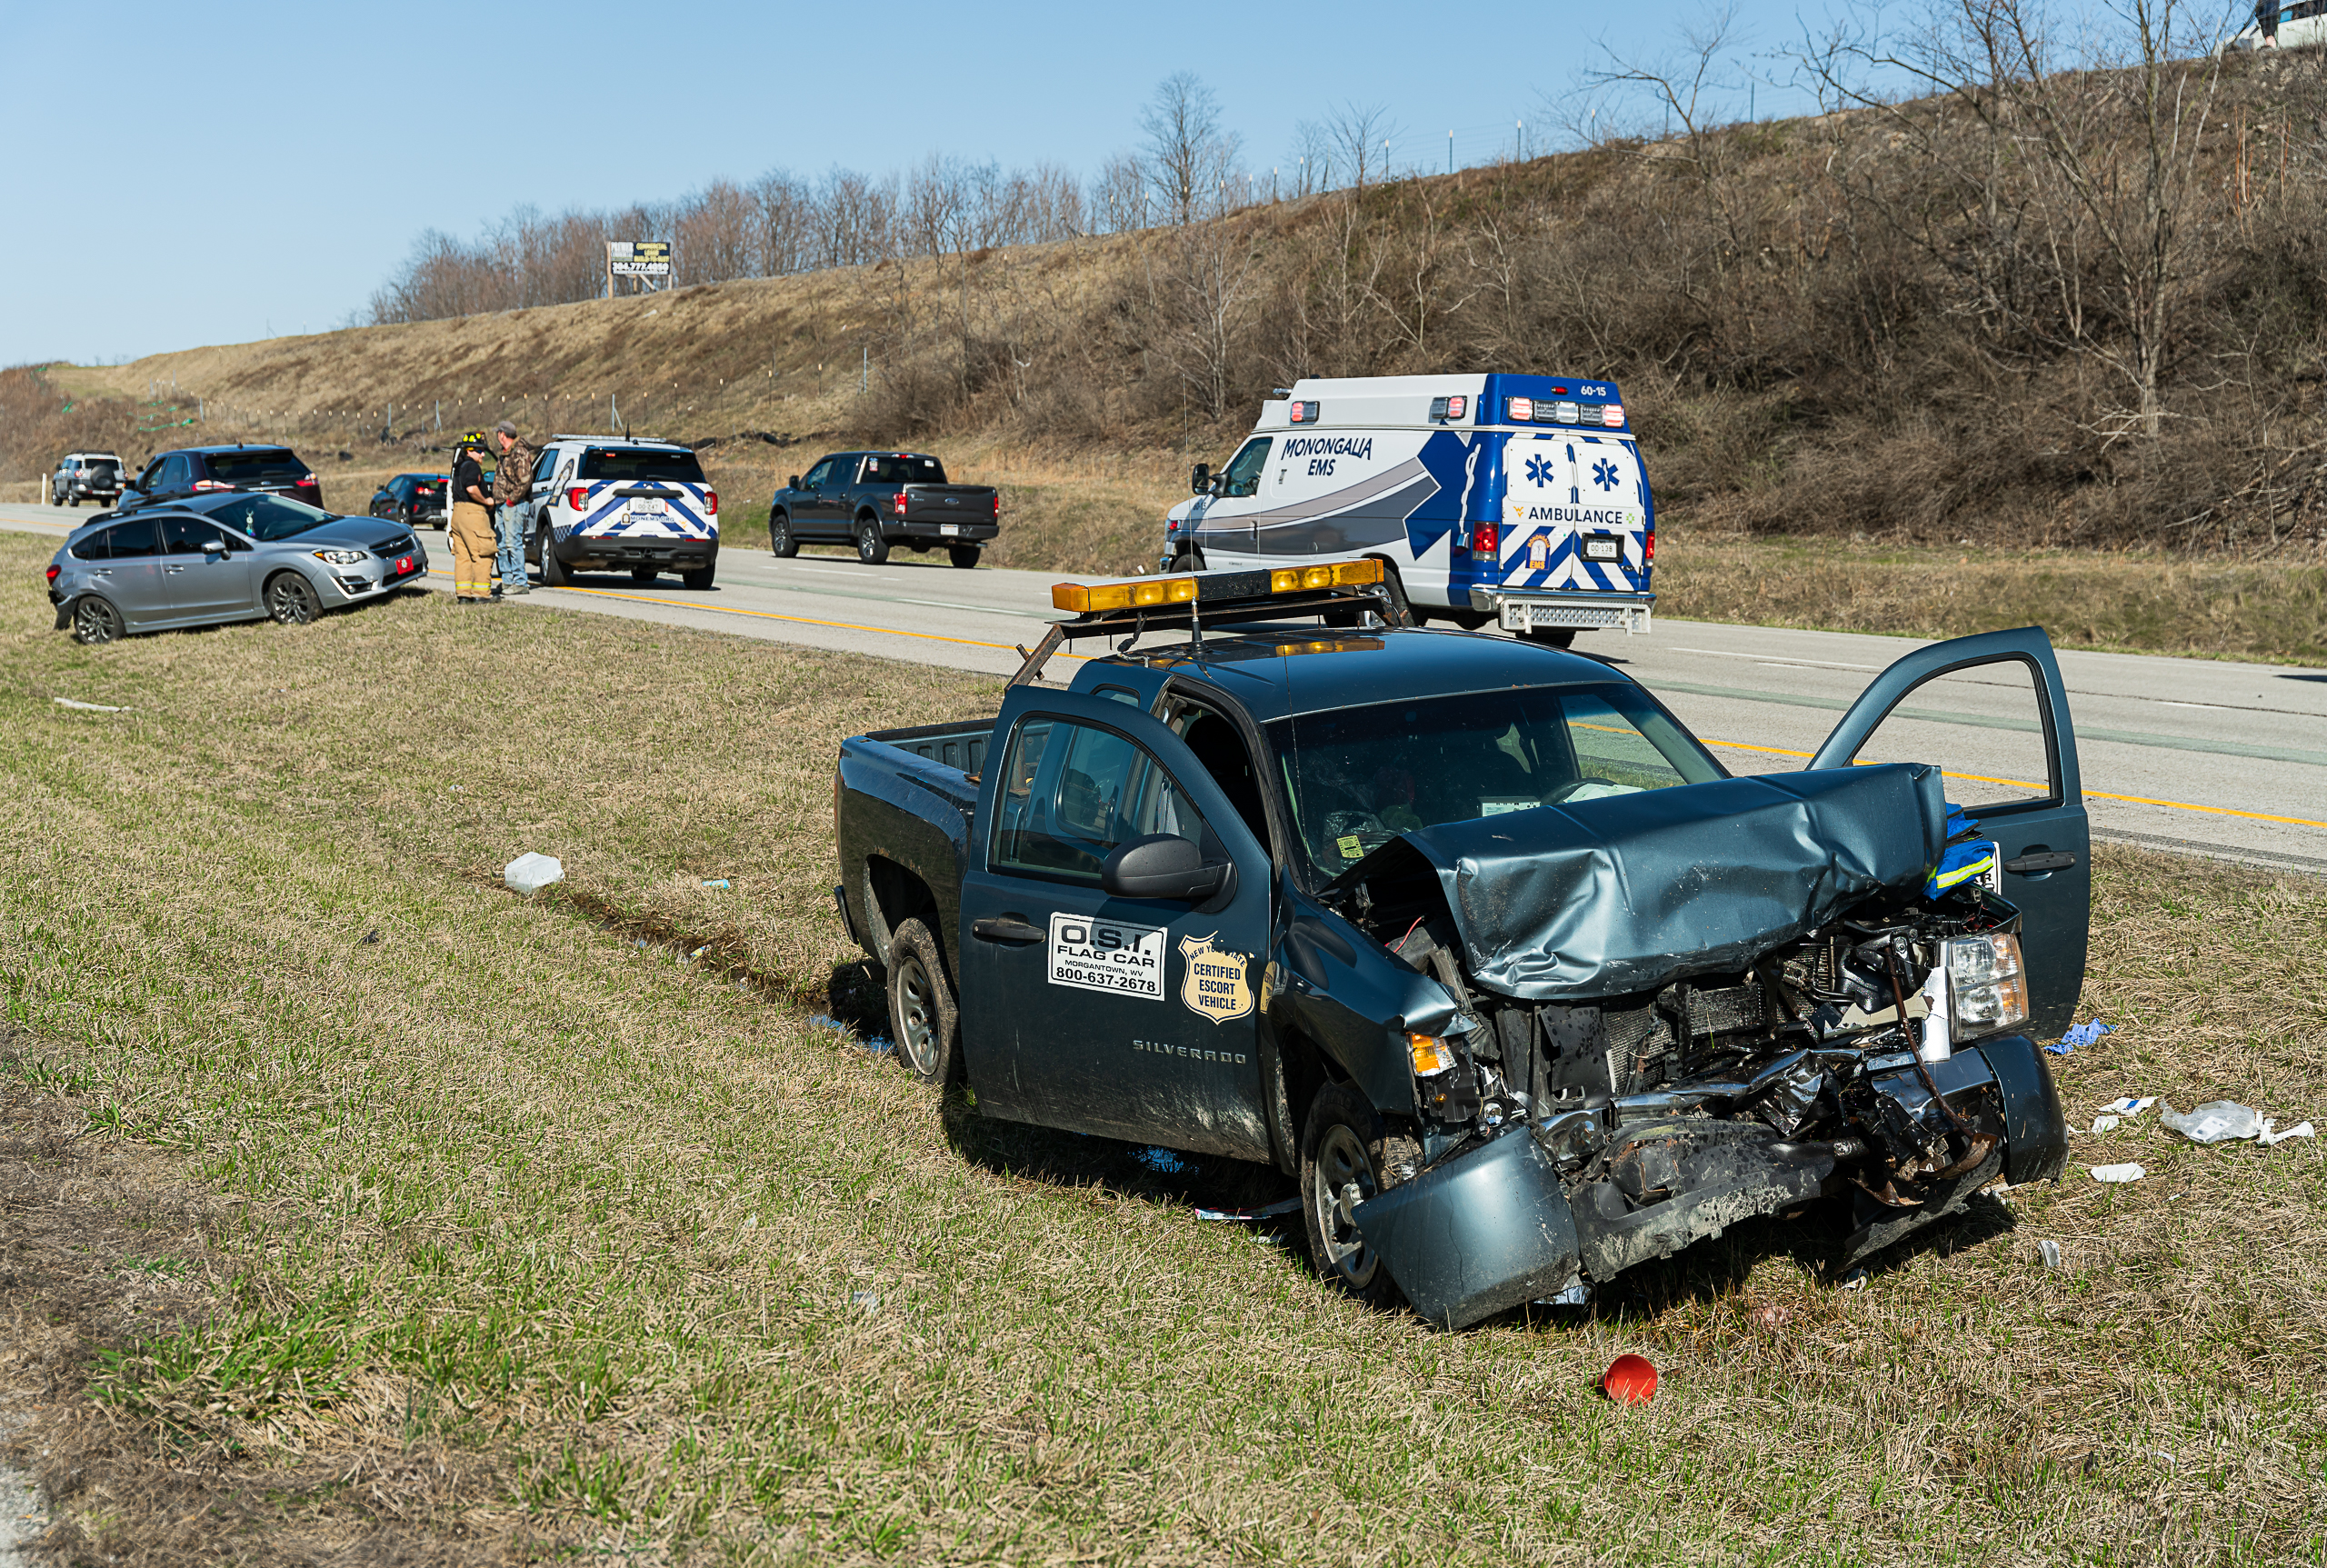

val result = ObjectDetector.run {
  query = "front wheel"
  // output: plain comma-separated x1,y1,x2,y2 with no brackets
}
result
769,511,798,558
885,918,960,1087
1298,1083,1417,1309
854,518,890,564
947,545,980,570
265,572,320,625
681,567,715,591
538,529,571,586
70,595,125,645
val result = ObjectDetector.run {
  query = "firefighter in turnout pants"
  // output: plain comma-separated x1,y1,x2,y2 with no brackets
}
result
449,434,497,603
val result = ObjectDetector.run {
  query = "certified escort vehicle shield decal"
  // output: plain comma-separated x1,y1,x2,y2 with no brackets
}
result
1048,913,1165,998
1178,933,1255,1024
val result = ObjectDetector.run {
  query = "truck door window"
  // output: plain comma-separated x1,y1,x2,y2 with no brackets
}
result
993,717,1217,884
1835,658,2059,811
1218,438,1271,498
801,459,834,489
1174,704,1273,854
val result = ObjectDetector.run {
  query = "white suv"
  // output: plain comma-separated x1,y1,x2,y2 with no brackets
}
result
517,435,720,589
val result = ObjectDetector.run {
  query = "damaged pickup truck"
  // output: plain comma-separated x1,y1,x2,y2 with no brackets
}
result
834,564,2085,1327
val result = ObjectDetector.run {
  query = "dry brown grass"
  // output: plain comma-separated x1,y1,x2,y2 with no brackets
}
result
0,531,2322,1563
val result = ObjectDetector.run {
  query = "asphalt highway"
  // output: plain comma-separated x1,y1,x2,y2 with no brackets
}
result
7,501,2323,874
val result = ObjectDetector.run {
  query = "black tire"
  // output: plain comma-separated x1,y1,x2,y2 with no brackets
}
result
1298,1083,1418,1309
854,516,890,564
769,511,798,558
69,595,124,645
885,918,960,1087
631,565,659,584
682,566,715,590
948,545,980,570
1521,625,1578,649
538,529,571,586
1168,548,1203,574
265,572,320,625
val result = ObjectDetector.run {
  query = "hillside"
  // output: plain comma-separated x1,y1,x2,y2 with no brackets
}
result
9,44,2327,594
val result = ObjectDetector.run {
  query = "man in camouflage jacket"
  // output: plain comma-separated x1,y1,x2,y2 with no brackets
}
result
492,420,537,595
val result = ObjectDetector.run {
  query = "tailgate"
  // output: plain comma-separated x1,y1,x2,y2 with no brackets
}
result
1498,434,1651,594
904,486,995,524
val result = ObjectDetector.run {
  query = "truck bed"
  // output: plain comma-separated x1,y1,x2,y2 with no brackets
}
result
834,718,994,972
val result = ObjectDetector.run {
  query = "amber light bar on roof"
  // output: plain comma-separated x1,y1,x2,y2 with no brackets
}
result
1052,557,1382,615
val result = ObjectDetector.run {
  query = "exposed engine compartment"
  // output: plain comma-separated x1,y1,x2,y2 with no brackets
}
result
1333,853,2067,1323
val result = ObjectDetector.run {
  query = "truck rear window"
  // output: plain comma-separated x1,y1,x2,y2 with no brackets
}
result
864,454,946,484
205,450,309,483
578,448,706,484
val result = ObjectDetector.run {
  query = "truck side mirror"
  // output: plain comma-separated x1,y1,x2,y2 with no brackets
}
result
788,475,801,489
1190,463,1212,494
1102,834,1233,903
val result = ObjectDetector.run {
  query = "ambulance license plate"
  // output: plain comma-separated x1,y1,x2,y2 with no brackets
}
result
1583,536,1620,561
630,498,665,517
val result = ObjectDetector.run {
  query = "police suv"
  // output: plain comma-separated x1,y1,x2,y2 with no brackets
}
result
517,435,720,589
1163,374,1653,646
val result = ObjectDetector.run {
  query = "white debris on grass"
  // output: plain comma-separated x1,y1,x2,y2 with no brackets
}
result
504,853,564,894
52,697,127,712
2091,1164,2146,1183
2161,1101,2264,1144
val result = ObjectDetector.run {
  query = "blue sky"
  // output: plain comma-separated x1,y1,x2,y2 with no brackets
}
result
0,0,1864,367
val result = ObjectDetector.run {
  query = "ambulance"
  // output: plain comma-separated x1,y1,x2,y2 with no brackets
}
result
1160,374,1654,644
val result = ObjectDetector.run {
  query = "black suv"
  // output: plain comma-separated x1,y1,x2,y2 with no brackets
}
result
50,453,125,508
369,473,450,530
120,444,324,514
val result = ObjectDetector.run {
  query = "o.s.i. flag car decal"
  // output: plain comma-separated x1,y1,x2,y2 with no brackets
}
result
561,480,718,542
1497,434,1650,594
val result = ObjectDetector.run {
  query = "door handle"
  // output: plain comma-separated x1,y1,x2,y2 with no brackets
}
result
164,564,186,574
971,916,1044,944
2003,851,2077,874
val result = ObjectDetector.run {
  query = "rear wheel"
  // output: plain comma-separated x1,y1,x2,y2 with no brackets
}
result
682,566,715,590
769,511,798,558
631,565,659,584
854,517,890,564
948,545,980,569
70,596,124,645
265,573,319,626
886,918,960,1087
1299,1083,1417,1309
538,529,571,586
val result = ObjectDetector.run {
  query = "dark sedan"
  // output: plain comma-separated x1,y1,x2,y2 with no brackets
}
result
119,444,324,514
370,473,450,530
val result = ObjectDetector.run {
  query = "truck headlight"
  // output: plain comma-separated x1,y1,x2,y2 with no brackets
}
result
1947,934,2029,1041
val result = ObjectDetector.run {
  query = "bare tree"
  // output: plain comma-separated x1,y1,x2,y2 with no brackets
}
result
1803,0,2223,445
1324,101,1395,195
1142,72,1243,225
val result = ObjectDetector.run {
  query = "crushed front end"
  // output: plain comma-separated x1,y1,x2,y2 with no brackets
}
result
1328,765,2070,1328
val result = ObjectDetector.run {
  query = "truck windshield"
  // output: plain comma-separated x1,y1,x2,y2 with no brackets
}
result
1268,683,1723,876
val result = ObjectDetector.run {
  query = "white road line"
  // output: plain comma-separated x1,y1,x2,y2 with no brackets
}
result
1675,645,1883,672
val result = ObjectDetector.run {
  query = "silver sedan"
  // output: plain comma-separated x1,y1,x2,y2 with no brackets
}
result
46,492,430,644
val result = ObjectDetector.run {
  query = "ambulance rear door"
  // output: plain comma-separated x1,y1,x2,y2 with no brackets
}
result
1497,425,1653,598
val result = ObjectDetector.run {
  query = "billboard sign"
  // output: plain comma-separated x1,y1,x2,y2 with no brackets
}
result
608,240,671,277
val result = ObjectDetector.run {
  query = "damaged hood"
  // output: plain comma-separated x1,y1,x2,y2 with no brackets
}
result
1341,764,1947,1000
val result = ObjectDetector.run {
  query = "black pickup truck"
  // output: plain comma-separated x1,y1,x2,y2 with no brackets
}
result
768,450,998,568
833,565,2085,1327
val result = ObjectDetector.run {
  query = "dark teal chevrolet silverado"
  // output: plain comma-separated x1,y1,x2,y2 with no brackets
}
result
834,566,2086,1326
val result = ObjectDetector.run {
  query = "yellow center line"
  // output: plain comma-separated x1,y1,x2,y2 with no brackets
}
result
1701,737,2327,830
428,568,1084,663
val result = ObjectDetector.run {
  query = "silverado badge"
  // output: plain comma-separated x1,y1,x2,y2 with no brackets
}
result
1178,933,1253,1024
